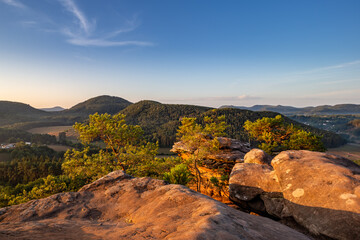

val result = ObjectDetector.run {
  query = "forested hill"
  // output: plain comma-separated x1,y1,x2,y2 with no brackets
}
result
0,96,133,130
63,95,132,115
120,100,211,146
120,101,346,148
222,104,360,115
0,101,50,126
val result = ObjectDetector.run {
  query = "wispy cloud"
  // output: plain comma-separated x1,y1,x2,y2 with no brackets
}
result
3,0,152,48
1,0,26,9
58,0,151,47
68,38,153,47
59,0,93,35
295,60,360,75
20,20,37,27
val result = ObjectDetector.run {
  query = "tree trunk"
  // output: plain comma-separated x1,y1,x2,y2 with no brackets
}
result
194,159,201,192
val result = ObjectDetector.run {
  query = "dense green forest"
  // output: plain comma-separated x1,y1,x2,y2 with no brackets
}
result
0,145,63,186
120,101,346,148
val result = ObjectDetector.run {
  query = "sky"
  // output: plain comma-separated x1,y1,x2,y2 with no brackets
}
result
0,0,359,109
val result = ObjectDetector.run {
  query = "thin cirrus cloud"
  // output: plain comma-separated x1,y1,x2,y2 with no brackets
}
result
59,0,153,47
59,0,94,35
296,60,360,75
1,0,153,48
1,0,26,9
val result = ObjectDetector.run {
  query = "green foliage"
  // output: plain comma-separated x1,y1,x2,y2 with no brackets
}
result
62,147,116,183
127,156,182,178
163,163,192,185
244,115,326,155
0,145,63,186
0,174,82,208
63,113,158,182
121,100,211,147
176,115,228,191
210,175,229,197
10,144,59,159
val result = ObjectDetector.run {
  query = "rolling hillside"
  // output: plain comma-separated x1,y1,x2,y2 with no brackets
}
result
0,101,50,126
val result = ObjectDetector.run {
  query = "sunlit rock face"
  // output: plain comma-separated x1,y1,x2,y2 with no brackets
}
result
171,137,251,172
229,150,360,240
0,171,310,240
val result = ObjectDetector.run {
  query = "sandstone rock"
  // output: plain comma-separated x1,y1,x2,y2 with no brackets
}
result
244,149,272,165
0,170,310,240
229,150,360,240
171,137,250,172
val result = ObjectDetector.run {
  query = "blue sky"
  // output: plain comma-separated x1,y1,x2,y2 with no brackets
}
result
0,0,359,108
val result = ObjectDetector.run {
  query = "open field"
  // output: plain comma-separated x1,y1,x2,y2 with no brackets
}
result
0,152,11,163
327,143,360,162
28,125,78,141
28,125,73,135
47,144,72,152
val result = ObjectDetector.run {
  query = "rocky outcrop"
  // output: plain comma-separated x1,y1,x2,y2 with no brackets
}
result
0,170,310,240
171,137,250,172
244,148,272,165
229,150,360,240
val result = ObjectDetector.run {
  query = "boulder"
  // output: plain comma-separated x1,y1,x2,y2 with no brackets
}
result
229,150,360,240
0,170,310,240
244,149,272,165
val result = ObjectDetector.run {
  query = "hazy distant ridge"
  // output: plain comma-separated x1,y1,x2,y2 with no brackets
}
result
39,106,66,112
221,104,360,115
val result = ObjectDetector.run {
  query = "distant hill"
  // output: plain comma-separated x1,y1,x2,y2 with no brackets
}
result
0,96,132,129
64,95,132,115
39,106,65,112
45,95,133,125
0,101,49,126
221,104,360,115
120,101,345,148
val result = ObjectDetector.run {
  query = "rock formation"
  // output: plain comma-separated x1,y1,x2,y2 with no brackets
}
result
229,149,360,240
171,137,251,172
0,170,310,240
